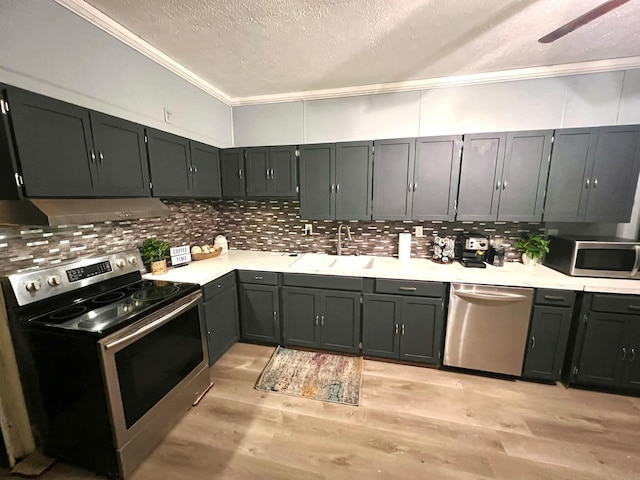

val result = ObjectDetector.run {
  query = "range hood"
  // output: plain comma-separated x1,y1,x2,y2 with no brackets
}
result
0,198,170,226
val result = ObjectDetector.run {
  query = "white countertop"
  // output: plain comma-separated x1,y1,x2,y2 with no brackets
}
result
143,250,640,294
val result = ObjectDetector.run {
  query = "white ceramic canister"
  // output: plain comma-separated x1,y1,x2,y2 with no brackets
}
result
213,235,228,253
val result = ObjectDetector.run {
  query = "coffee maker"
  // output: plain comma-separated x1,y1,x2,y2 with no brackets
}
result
454,234,489,268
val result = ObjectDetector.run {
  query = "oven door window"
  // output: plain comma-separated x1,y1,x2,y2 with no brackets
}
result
114,305,203,428
575,249,636,271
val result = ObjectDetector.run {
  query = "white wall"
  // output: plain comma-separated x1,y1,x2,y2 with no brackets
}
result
0,0,232,147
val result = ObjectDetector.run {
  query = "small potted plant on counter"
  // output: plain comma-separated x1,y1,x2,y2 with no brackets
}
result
139,238,170,275
516,234,550,266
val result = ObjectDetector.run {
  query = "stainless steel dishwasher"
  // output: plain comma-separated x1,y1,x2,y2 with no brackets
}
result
444,283,534,376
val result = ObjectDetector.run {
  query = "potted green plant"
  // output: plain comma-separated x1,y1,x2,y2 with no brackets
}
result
515,234,550,266
139,238,170,274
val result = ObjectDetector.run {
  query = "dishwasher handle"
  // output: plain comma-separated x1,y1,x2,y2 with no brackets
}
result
453,290,529,303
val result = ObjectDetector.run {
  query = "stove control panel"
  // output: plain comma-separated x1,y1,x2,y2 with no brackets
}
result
7,249,144,306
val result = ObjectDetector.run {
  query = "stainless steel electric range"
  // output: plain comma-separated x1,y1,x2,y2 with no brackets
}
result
2,249,210,479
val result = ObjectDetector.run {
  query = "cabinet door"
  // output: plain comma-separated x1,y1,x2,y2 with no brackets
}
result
543,128,598,222
239,284,279,344
522,306,572,381
245,147,270,197
220,148,246,197
576,312,627,387
270,146,298,197
412,136,461,221
456,133,506,221
6,86,96,197
147,129,192,197
300,144,335,220
89,112,150,197
362,294,399,359
372,138,415,220
621,319,640,392
320,290,361,354
335,141,373,220
497,130,552,222
190,141,222,198
585,125,640,223
398,297,443,365
281,287,319,348
204,286,239,366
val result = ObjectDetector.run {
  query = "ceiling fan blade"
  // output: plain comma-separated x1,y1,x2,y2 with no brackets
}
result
538,0,632,43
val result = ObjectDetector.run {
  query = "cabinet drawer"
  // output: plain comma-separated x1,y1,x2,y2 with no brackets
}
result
282,273,362,291
203,272,236,301
591,294,640,314
237,270,278,285
375,279,445,297
534,289,576,307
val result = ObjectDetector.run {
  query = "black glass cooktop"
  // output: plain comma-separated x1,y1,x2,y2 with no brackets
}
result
28,280,199,334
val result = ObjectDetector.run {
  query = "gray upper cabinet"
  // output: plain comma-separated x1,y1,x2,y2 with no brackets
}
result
245,147,270,197
544,128,598,222
189,141,222,198
497,130,553,222
412,136,462,221
300,143,335,220
372,138,415,220
220,148,246,198
270,145,298,197
544,126,640,223
584,125,640,223
335,141,373,220
456,132,506,221
147,129,192,197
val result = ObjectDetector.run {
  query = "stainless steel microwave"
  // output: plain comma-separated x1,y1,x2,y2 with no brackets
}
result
544,235,640,279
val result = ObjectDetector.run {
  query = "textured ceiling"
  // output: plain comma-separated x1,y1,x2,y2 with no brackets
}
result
84,0,640,99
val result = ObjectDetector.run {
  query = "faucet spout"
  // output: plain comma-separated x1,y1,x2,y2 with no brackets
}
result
337,223,353,255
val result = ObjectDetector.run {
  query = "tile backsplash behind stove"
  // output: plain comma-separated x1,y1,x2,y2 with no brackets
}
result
0,199,544,276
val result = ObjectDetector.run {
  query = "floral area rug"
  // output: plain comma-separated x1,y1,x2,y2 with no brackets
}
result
255,346,363,406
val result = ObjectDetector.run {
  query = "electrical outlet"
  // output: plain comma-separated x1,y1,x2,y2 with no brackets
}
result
163,107,173,124
413,226,424,237
304,224,313,235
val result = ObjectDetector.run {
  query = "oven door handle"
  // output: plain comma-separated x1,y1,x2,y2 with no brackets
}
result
631,245,640,277
103,292,201,351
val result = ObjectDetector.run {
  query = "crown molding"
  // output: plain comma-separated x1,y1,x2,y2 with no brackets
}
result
232,56,640,105
55,0,640,107
55,0,232,106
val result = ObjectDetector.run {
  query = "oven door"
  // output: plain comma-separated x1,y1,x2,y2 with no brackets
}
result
573,244,640,278
98,290,209,478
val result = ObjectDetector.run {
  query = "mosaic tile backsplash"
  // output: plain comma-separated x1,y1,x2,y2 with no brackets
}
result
0,199,545,276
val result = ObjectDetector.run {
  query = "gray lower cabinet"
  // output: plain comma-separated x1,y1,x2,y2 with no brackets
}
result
363,292,444,365
544,125,640,223
457,131,552,222
568,293,640,393
281,286,361,354
239,283,280,344
299,142,372,220
203,273,240,365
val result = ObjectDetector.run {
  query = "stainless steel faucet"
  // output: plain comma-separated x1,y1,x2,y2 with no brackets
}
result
337,223,352,255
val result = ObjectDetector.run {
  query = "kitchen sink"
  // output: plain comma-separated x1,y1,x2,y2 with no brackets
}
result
290,254,375,270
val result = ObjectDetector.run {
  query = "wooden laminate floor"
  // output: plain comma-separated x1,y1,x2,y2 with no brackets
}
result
3,343,640,479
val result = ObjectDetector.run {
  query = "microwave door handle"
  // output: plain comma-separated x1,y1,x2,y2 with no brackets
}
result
631,245,640,277
103,292,201,351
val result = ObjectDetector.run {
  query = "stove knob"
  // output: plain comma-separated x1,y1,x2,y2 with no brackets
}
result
115,259,126,268
127,256,138,265
47,275,61,287
25,280,41,292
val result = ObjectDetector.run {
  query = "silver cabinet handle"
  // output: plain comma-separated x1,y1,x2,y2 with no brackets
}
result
238,169,243,179
395,324,399,335
90,150,96,163
621,347,627,360
593,178,598,189
255,276,263,280
207,330,212,339
336,184,340,194
188,165,193,173
408,183,412,192
270,168,274,178
315,315,319,326
544,295,565,302
193,165,198,173
502,180,507,190
630,348,636,362
628,304,640,311
330,184,335,193
585,178,590,189
266,169,270,178
98,151,104,164
413,182,417,192
273,311,277,322
401,324,405,335
399,287,417,292
321,315,324,326
495,181,500,190
530,336,536,349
